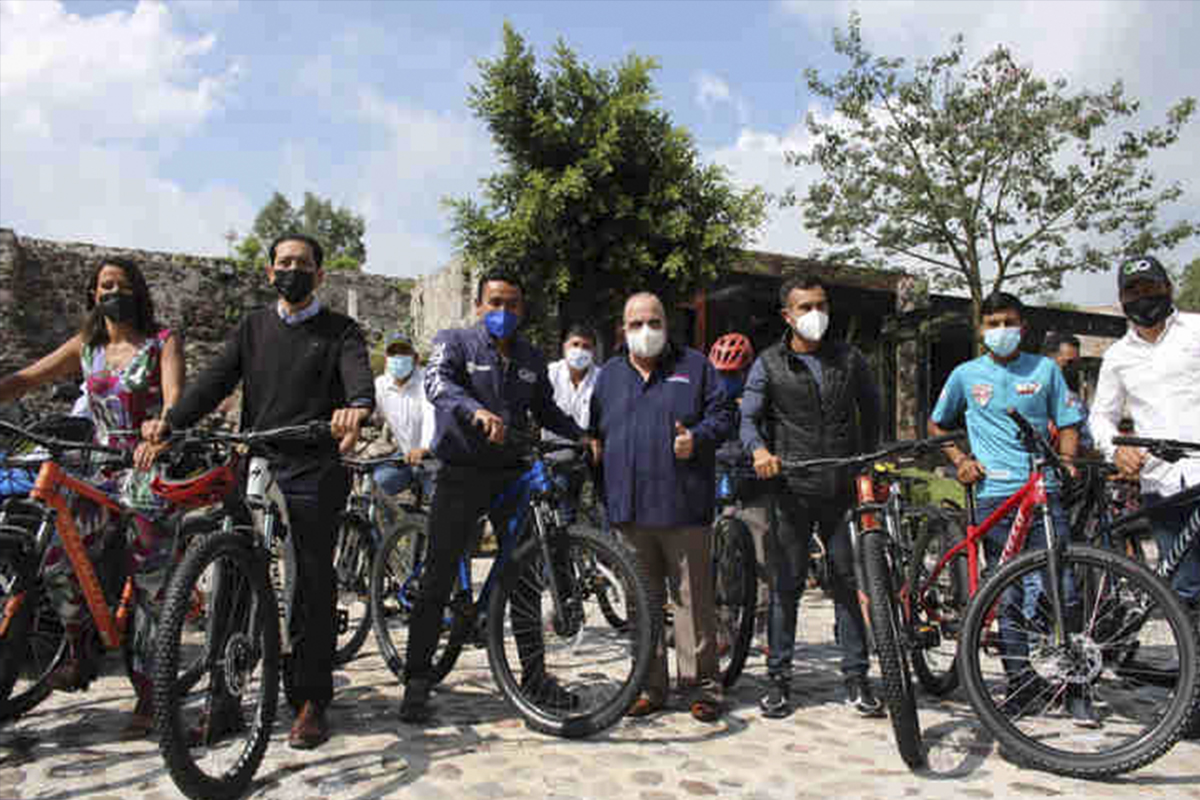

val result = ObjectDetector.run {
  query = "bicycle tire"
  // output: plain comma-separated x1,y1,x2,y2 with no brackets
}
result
907,508,969,697
370,519,465,685
860,529,925,769
0,531,60,723
333,514,376,664
569,502,627,631
486,527,658,738
957,544,1199,779
154,531,279,800
712,515,755,688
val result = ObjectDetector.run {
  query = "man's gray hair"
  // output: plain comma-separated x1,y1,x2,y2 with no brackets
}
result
623,292,665,322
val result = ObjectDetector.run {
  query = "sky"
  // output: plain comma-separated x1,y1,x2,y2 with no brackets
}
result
2,0,1197,307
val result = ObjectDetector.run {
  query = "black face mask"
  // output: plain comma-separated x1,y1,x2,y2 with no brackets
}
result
1122,295,1173,328
273,269,316,305
98,292,138,324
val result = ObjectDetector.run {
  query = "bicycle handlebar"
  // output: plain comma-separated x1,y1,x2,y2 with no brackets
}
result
778,432,965,474
0,419,130,462
159,420,332,448
1112,436,1200,464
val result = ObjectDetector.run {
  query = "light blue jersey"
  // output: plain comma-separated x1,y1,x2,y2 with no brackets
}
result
931,352,1082,499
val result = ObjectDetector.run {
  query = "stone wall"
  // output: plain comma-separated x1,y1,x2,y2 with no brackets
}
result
410,256,473,353
0,228,410,416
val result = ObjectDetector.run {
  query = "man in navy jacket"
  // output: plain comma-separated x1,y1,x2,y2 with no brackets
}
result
399,271,587,723
590,292,734,721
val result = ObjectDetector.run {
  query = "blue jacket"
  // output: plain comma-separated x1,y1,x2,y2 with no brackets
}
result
424,323,582,468
590,344,735,528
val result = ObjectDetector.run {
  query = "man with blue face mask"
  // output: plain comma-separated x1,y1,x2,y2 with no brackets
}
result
928,291,1093,724
365,332,435,502
400,271,591,724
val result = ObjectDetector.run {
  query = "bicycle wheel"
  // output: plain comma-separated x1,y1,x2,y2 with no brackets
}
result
712,515,755,688
154,531,279,800
333,514,376,664
569,500,628,631
370,519,466,684
907,508,970,697
957,544,1199,779
0,527,64,723
486,527,657,738
860,529,925,769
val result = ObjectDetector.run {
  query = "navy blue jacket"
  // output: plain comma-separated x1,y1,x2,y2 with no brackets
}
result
424,323,582,468
590,344,735,528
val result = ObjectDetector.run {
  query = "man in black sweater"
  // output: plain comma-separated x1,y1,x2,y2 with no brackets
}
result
144,233,374,749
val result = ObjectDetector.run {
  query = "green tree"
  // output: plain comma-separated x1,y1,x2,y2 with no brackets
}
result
250,190,366,271
793,14,1197,328
448,23,766,347
1177,257,1200,312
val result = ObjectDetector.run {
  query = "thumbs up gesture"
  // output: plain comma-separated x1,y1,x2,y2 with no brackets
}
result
673,420,694,460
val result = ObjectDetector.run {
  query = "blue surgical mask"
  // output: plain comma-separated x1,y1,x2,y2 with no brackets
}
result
484,309,520,340
983,326,1022,358
387,355,414,380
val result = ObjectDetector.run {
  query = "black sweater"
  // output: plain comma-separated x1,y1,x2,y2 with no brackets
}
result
168,305,375,469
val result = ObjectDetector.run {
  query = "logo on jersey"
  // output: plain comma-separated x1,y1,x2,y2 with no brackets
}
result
466,362,492,373
666,374,691,384
518,368,536,383
971,383,993,407
1015,382,1042,396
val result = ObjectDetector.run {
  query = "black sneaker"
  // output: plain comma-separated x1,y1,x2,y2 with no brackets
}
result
522,674,580,712
844,676,884,718
399,678,433,724
759,675,791,719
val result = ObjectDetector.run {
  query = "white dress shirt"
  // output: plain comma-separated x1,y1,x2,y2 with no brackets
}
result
545,359,598,437
374,369,435,454
1089,310,1200,495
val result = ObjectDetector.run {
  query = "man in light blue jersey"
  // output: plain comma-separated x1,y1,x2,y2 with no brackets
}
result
928,291,1092,725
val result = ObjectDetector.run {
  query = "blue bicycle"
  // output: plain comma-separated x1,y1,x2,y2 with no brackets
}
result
369,435,658,737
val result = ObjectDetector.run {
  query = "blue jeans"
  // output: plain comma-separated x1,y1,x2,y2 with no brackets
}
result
749,494,870,680
1143,493,1200,607
374,463,434,502
975,492,1076,680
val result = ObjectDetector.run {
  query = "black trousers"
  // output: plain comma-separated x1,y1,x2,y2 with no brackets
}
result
405,463,546,684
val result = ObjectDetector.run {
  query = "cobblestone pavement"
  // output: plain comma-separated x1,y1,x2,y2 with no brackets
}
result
1,592,1196,800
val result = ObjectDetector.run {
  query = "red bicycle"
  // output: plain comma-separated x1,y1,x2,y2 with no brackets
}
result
911,409,1198,778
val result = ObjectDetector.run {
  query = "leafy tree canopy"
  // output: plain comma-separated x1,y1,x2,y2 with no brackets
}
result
1177,257,1200,312
792,13,1197,324
237,191,366,271
448,22,766,344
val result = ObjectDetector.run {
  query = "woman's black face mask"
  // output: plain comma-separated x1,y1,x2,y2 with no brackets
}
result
98,292,138,324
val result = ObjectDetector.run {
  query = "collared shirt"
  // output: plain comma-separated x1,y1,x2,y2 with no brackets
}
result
1089,310,1200,496
546,358,599,432
374,370,435,454
931,352,1082,500
277,297,323,326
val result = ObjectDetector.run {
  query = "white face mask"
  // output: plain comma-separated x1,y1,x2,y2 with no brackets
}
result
565,346,593,371
626,325,666,359
791,309,830,342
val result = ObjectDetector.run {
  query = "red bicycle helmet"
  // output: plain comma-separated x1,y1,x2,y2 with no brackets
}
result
709,333,755,372
151,451,240,509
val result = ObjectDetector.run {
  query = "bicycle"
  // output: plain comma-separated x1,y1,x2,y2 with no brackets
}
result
0,417,215,725
709,457,758,688
369,433,658,738
779,432,964,770
151,421,334,800
940,410,1198,778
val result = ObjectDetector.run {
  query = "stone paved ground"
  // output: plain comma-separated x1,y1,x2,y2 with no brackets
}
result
1,592,1197,800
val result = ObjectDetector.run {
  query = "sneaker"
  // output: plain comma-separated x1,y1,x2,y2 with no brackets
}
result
759,675,791,719
522,674,580,712
844,676,885,718
399,678,433,724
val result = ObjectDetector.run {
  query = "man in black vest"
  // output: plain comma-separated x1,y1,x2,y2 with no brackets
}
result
739,274,884,719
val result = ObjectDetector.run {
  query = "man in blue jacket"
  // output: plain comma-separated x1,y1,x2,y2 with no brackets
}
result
590,292,735,722
399,271,588,723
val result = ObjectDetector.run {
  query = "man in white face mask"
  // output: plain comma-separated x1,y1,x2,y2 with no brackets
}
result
589,292,735,722
545,324,602,525
367,331,436,501
739,275,885,720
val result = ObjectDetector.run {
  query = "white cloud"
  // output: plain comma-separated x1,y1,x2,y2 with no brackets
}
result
694,70,749,124
0,0,249,255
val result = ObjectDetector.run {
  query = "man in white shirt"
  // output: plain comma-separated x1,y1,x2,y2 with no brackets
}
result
370,332,436,500
545,324,600,525
1089,256,1200,609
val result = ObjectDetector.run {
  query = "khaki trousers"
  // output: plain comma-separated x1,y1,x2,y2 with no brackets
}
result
618,524,719,696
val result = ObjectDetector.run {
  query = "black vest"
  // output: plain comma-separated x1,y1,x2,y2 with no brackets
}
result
759,336,862,498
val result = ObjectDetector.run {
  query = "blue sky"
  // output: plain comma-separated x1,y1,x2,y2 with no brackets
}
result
2,0,1198,306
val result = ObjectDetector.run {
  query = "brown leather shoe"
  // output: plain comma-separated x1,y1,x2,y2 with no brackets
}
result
288,701,330,750
626,691,665,718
